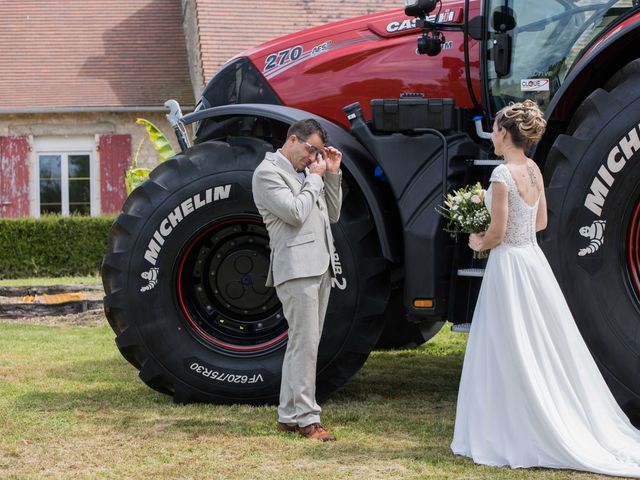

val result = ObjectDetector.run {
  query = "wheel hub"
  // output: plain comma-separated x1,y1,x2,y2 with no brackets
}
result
211,248,271,313
177,217,287,355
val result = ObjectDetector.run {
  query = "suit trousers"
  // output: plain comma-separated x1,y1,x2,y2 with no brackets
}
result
275,268,331,427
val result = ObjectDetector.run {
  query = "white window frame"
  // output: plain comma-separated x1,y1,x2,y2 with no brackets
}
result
31,137,100,217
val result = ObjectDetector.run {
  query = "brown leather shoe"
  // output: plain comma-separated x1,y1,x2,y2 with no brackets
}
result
276,422,298,433
298,423,336,442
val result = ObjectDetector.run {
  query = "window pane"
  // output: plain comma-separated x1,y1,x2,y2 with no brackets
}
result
486,0,636,114
36,147,96,216
41,204,62,215
69,179,90,204
39,155,61,179
69,155,90,178
70,204,90,215
40,179,61,204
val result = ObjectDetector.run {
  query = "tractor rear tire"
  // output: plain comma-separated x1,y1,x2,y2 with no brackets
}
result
541,59,640,422
102,137,389,404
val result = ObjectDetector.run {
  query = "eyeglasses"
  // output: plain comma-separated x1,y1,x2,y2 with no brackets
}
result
297,137,325,159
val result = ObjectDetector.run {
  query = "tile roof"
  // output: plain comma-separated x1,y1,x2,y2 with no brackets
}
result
194,0,404,83
0,0,194,111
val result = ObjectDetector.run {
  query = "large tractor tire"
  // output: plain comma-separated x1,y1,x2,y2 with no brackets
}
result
102,136,389,404
541,60,640,422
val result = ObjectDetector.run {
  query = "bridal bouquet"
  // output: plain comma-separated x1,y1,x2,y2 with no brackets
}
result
437,182,491,259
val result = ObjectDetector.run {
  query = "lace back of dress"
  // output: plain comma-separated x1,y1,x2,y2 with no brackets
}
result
488,165,538,247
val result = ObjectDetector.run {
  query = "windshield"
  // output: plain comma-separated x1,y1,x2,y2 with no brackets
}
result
487,0,637,114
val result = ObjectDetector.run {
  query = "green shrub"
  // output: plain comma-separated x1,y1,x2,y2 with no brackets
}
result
0,215,114,279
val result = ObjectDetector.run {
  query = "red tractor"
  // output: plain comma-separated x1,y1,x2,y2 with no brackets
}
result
102,0,640,420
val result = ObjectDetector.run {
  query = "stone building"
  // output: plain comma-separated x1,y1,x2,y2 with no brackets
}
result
0,0,402,218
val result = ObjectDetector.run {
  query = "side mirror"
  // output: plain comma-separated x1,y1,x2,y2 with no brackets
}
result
404,0,438,18
492,33,512,77
492,7,516,32
467,15,484,40
490,7,515,78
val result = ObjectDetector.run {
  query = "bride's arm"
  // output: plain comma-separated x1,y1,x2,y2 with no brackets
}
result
470,182,508,251
536,187,547,231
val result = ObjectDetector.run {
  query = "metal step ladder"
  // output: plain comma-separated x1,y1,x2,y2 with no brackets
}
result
451,268,484,333
469,159,502,167
451,323,472,333
448,154,499,333
457,268,485,278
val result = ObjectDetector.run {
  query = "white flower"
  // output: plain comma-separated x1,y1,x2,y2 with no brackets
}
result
471,195,481,204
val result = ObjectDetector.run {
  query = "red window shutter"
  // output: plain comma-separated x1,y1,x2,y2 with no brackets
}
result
0,136,30,218
99,134,131,214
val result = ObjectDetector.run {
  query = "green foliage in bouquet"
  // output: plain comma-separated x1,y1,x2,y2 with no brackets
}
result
437,182,491,259
125,119,176,195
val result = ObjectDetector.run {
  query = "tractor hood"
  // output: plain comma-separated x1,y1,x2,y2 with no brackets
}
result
238,5,464,64
200,1,479,129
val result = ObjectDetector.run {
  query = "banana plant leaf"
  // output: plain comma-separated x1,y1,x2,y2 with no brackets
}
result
135,118,176,162
125,167,152,195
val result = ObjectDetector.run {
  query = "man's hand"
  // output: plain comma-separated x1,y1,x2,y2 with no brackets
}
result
324,146,342,174
308,154,327,177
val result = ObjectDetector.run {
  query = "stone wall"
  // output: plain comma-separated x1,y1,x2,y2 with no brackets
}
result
0,111,184,170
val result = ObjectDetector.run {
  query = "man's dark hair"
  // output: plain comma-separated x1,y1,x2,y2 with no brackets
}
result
287,119,328,144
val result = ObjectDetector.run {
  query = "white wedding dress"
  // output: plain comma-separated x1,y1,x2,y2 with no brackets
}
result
451,164,640,477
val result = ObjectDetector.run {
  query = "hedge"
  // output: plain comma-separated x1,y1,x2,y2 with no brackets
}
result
0,215,115,279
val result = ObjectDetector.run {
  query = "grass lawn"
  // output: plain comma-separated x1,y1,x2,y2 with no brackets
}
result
0,275,102,287
0,320,611,479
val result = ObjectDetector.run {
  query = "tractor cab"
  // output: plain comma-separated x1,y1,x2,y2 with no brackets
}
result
483,0,638,114
405,0,639,116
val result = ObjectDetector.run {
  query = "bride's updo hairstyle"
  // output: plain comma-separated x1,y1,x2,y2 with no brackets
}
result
495,99,547,151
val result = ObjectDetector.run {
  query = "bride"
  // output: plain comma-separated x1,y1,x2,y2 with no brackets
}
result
450,100,640,476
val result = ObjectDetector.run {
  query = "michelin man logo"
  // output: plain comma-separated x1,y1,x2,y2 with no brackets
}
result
140,267,159,292
578,220,606,257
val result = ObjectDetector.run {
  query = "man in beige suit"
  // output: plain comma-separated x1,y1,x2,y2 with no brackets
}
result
252,119,342,442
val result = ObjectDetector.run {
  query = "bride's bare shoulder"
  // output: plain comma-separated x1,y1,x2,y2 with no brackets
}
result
526,159,543,187
526,158,542,174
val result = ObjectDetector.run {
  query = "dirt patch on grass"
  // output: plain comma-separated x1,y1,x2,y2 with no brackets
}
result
0,285,106,326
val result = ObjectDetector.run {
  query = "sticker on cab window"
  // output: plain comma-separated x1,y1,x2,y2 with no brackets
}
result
521,79,550,92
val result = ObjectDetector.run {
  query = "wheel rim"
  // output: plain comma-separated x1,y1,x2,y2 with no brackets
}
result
627,193,640,307
176,216,287,355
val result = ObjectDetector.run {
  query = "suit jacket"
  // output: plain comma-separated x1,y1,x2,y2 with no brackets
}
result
252,150,343,287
